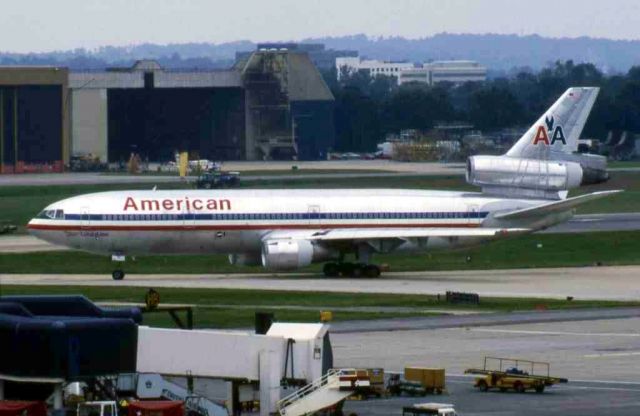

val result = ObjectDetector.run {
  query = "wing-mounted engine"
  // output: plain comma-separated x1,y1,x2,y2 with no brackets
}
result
261,239,334,271
228,253,262,267
466,155,583,199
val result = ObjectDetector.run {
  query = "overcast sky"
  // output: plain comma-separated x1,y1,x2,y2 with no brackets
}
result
2,0,639,53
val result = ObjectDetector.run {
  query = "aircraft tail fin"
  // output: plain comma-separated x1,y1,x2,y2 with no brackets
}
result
506,87,599,160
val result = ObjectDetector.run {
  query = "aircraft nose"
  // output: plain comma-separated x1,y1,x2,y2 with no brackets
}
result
27,217,41,236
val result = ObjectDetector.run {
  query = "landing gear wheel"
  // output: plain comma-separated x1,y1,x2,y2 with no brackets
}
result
351,264,363,278
477,380,489,392
363,265,381,277
535,385,545,394
338,263,354,277
514,381,525,393
323,263,340,277
112,270,125,281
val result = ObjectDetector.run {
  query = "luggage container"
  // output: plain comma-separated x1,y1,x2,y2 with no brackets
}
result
404,368,446,394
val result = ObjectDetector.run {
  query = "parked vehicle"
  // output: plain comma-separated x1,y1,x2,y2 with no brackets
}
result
465,357,568,393
194,171,240,189
388,368,446,397
402,403,457,416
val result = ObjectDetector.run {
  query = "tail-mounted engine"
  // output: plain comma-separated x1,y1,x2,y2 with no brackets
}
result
466,155,583,199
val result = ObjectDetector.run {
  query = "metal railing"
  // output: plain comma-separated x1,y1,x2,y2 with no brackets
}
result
276,369,342,414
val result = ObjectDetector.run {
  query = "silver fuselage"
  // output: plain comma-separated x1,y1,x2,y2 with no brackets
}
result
28,189,569,259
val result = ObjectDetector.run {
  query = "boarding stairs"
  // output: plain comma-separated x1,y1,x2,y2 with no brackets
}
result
277,369,369,416
135,373,229,416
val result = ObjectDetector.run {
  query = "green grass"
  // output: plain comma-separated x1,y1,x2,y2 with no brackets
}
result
572,172,640,213
608,161,640,168
2,231,639,273
2,285,637,328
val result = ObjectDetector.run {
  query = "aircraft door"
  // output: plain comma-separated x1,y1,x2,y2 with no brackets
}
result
466,203,480,225
183,204,195,229
308,204,321,226
81,207,90,229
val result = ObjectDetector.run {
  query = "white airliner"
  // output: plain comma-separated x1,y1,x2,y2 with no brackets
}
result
29,87,619,280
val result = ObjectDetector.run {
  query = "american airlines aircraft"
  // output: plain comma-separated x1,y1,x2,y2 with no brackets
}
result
29,87,618,280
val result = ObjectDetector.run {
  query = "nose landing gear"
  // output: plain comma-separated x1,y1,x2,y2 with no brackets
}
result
111,253,126,280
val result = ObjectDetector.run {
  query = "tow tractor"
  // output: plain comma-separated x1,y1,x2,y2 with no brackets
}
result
465,357,568,393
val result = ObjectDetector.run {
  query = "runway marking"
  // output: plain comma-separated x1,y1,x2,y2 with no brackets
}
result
449,374,640,386
570,378,640,385
560,385,640,392
584,351,640,358
463,328,640,337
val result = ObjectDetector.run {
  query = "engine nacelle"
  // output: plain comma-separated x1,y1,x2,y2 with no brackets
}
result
228,253,262,267
466,155,583,191
261,239,332,271
568,153,608,185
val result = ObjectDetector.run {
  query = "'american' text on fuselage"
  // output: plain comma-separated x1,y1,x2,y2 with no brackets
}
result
123,197,232,212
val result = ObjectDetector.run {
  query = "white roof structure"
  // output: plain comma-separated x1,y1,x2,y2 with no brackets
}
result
267,323,329,340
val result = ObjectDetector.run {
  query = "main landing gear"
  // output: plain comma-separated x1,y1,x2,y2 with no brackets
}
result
112,269,125,281
323,262,381,278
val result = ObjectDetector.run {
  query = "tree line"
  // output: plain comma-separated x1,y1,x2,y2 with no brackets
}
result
323,61,640,152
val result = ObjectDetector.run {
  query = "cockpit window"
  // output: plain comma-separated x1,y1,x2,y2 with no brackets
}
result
36,209,64,219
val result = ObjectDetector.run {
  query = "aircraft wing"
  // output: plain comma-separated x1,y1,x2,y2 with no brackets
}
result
264,227,529,244
494,190,622,220
306,227,528,241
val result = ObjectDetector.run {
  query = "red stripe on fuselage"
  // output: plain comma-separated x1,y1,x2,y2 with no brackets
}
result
27,223,480,232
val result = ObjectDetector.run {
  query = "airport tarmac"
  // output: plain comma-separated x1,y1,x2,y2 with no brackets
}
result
2,264,639,300
0,161,465,186
336,317,640,415
343,377,640,416
0,161,633,187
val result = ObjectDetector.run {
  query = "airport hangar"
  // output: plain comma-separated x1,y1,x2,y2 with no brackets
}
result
0,50,335,173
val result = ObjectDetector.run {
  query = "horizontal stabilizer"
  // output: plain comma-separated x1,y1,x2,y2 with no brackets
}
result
494,190,622,220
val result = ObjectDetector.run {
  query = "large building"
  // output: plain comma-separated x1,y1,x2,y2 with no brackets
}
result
398,61,487,86
0,51,335,173
0,67,69,173
336,56,486,86
335,57,414,80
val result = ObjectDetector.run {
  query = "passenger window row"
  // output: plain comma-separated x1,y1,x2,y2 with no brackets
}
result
71,212,481,221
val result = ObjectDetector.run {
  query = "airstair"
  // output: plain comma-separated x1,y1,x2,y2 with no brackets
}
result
134,373,228,416
276,369,369,416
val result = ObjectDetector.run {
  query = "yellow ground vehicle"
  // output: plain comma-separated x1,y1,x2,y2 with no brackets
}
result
388,368,446,396
465,357,568,393
350,368,386,398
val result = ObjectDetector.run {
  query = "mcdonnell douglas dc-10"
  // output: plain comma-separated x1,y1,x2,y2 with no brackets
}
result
29,87,618,280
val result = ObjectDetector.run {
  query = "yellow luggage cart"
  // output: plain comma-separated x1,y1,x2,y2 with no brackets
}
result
465,357,567,393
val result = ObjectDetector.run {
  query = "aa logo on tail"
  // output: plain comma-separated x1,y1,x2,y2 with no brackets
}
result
533,116,566,146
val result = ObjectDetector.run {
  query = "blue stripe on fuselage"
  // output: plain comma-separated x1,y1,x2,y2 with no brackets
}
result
61,211,490,222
